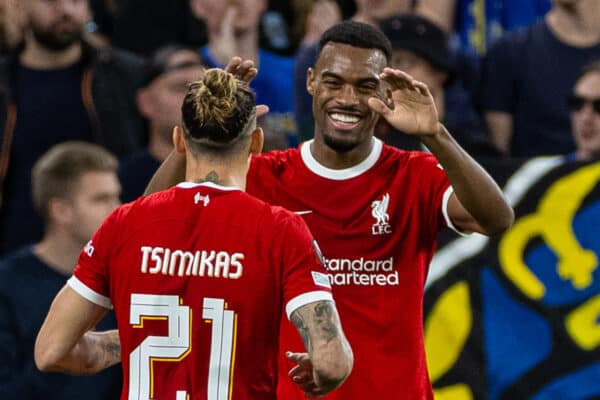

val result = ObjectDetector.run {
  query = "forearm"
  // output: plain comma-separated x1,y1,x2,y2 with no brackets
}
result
291,301,353,394
37,330,120,375
144,150,186,195
310,336,353,392
421,124,514,234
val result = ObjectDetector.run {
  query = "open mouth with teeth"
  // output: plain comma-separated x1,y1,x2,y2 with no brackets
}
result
328,112,362,130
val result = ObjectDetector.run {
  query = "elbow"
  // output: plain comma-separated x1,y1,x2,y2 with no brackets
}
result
484,205,515,236
34,344,60,372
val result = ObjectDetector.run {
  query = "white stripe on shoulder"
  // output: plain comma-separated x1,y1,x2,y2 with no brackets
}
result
442,186,470,237
286,290,334,320
67,276,113,309
300,138,382,180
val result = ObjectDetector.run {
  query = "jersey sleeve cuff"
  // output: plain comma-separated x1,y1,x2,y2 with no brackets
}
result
442,186,470,237
286,291,334,320
67,276,113,309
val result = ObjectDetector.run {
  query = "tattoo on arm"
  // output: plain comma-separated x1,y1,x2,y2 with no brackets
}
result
291,300,339,353
194,170,221,184
313,301,339,342
291,310,311,352
95,331,121,370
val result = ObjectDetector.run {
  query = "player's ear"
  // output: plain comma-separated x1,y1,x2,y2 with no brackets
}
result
249,127,264,156
173,126,186,154
306,68,315,96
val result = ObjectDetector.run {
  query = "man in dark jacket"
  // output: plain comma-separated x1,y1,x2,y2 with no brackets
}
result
0,0,145,254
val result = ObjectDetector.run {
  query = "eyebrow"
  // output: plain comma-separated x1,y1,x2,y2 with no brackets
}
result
321,71,380,85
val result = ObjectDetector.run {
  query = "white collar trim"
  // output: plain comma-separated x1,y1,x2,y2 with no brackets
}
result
176,181,241,191
300,138,383,180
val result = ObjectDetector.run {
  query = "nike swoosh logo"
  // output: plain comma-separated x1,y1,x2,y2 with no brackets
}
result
294,210,313,215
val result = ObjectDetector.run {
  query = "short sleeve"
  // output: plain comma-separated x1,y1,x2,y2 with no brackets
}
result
410,153,459,234
274,212,333,319
480,33,519,113
68,207,122,309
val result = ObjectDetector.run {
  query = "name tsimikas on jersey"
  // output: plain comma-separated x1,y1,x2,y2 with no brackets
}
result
139,246,244,279
322,256,398,286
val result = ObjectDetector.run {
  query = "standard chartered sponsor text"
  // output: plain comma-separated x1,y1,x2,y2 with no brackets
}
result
323,256,398,286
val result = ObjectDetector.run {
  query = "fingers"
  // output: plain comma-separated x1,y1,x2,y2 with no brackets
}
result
220,6,237,36
256,104,269,118
225,57,258,83
381,67,431,96
286,351,310,365
367,97,391,116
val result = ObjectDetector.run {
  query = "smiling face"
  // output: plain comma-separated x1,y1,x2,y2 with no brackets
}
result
308,42,388,153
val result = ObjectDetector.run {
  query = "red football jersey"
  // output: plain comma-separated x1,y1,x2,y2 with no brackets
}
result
247,139,456,400
69,182,333,400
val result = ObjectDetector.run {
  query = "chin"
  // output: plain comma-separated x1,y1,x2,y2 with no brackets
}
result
323,134,359,153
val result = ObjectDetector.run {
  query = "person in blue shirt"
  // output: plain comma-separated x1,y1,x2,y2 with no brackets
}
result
189,0,296,149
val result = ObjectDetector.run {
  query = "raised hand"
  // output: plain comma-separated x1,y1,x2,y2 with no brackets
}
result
224,57,269,118
368,68,440,137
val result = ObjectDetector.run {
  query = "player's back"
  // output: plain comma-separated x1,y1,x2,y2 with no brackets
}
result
94,182,321,400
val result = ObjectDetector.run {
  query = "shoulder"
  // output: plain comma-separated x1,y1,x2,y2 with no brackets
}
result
237,190,306,228
487,21,543,57
259,49,294,68
378,146,445,181
0,247,37,287
89,44,145,78
250,147,301,173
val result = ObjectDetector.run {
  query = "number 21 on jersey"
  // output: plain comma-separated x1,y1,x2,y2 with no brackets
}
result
129,293,237,400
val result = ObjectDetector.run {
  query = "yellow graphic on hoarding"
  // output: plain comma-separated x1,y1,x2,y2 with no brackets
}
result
425,282,473,397
434,384,474,400
565,294,600,351
499,164,600,299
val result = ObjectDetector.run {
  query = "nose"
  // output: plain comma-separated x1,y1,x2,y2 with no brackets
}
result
335,84,359,106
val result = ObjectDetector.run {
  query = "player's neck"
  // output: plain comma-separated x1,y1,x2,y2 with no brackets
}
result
310,136,375,170
34,232,84,276
185,157,247,190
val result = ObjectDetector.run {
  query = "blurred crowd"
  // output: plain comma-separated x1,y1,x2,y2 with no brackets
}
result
0,0,599,397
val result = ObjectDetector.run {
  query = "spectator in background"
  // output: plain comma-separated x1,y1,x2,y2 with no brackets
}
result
417,0,551,56
0,0,145,254
0,0,23,54
377,14,496,158
0,141,121,400
480,0,600,157
566,60,600,161
119,44,205,203
110,0,207,56
293,0,413,142
190,0,296,150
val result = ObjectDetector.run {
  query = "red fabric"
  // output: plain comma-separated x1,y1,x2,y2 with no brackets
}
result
73,183,331,400
247,140,450,400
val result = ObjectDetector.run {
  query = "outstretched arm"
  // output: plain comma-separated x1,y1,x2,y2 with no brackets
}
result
287,300,353,398
369,68,514,235
34,285,120,374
